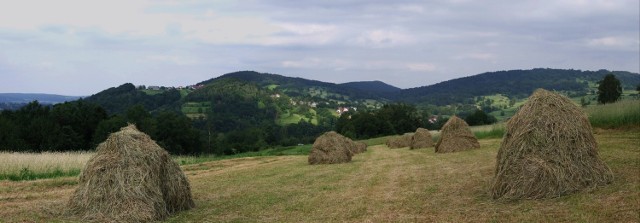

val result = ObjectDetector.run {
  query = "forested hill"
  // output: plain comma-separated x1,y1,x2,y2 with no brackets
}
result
83,83,182,114
199,71,386,100
339,81,401,95
396,69,640,105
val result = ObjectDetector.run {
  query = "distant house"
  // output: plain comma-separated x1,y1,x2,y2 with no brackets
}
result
336,107,350,114
428,115,439,124
148,86,161,90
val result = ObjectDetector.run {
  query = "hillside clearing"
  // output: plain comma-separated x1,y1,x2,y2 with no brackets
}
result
0,129,638,222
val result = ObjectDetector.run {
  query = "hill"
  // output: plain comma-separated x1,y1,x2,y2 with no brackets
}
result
199,71,389,102
396,68,640,105
339,80,401,96
83,83,183,114
0,93,81,110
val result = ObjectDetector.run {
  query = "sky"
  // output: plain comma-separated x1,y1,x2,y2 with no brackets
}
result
0,0,638,96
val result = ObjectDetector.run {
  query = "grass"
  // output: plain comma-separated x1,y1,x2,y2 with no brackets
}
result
174,144,313,166
0,143,313,181
586,99,640,129
0,129,638,222
0,152,92,181
471,123,506,139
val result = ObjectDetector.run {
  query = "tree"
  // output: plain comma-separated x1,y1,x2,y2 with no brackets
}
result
464,109,497,126
597,74,622,104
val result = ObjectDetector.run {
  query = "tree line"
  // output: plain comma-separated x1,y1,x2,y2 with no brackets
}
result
2,74,628,155
0,100,199,155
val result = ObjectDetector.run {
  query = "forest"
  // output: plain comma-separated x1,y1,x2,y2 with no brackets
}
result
1,69,635,155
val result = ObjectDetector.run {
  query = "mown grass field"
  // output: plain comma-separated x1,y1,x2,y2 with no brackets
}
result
1,129,638,222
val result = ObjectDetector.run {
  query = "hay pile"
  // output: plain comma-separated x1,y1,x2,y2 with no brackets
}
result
491,89,613,199
354,141,368,154
410,128,434,149
434,116,479,153
386,133,414,149
308,131,356,164
68,124,195,222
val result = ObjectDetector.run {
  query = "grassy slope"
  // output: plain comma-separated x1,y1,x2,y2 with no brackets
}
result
1,129,638,222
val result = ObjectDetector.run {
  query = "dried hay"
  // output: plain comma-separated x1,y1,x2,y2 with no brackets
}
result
354,141,368,154
308,131,355,164
434,116,479,153
68,124,195,222
491,89,613,199
410,128,434,149
386,133,414,149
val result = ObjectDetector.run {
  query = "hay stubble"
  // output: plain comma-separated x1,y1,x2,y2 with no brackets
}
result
0,130,637,222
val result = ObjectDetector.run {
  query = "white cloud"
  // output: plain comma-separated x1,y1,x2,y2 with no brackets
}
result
355,29,415,48
454,53,496,61
397,5,424,13
281,57,351,70
146,55,198,66
406,63,437,72
587,36,639,49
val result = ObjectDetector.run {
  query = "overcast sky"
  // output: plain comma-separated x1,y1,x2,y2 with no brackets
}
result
0,0,638,95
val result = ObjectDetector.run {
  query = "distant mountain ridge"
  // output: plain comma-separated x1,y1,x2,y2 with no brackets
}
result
396,68,640,105
5,68,639,113
0,93,81,104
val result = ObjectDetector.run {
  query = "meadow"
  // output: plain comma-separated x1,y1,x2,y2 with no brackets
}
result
0,152,92,181
586,99,640,129
0,101,638,222
0,129,637,222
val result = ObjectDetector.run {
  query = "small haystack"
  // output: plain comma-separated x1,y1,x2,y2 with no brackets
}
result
68,124,194,222
434,116,479,153
386,133,414,149
308,131,355,164
491,89,613,199
354,141,368,154
410,128,434,149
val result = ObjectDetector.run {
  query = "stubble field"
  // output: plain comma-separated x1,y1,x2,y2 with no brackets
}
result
0,129,638,222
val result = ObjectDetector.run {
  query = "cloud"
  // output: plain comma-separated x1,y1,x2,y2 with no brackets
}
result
454,53,496,61
587,36,639,50
354,29,415,48
146,55,198,66
281,57,352,71
406,63,437,72
0,0,637,95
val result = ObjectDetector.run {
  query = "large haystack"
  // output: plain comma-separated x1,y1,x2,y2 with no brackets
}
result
411,128,434,149
434,116,479,153
308,131,355,164
386,133,414,149
491,89,613,199
68,124,195,222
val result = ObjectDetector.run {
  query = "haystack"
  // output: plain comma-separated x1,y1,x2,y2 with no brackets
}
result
308,131,355,164
386,133,414,149
68,124,195,222
434,116,479,153
491,89,613,199
410,128,434,149
354,141,368,154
